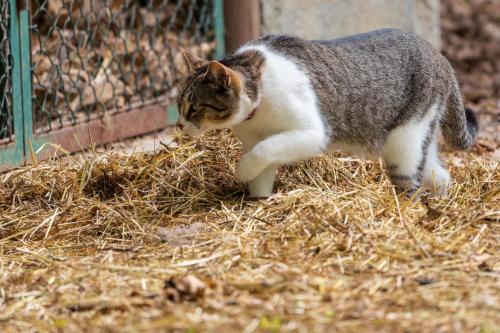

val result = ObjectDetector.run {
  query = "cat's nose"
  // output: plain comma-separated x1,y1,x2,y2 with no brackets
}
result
177,123,184,130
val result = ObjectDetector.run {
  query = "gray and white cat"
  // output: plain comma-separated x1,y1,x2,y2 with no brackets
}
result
177,29,478,197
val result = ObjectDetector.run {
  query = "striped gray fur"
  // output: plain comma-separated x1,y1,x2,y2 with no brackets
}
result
249,29,477,152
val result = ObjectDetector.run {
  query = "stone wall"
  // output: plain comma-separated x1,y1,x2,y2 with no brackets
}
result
261,0,440,48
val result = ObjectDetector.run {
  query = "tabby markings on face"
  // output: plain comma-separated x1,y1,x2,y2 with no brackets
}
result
177,63,240,135
176,49,264,136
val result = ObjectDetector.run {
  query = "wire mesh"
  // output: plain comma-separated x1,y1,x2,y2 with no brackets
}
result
0,1,13,143
31,0,216,133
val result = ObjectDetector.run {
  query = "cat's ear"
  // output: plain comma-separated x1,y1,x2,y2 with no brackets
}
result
204,61,231,88
181,48,208,72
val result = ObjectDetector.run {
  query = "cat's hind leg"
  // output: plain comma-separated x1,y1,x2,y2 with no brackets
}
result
421,139,450,197
382,104,440,195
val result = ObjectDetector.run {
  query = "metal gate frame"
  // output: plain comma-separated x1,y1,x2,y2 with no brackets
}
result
0,0,26,169
0,0,225,170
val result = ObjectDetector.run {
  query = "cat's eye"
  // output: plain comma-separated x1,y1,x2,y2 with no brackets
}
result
200,103,228,112
187,105,197,116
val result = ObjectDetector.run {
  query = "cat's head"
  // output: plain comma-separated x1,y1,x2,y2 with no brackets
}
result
176,50,259,136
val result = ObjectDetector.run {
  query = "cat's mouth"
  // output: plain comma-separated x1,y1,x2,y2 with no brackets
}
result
179,123,205,137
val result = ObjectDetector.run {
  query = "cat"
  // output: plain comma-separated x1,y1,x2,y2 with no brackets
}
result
176,29,478,198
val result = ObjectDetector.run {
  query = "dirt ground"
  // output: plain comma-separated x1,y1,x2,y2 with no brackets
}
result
441,0,500,150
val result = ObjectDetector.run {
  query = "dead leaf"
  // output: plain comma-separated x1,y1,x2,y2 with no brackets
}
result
164,275,207,302
157,222,205,246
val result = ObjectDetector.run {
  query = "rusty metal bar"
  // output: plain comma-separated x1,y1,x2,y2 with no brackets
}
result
224,0,261,54
32,104,169,161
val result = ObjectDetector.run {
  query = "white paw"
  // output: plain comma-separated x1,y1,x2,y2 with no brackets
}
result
235,151,268,182
248,182,273,198
424,168,451,198
427,181,450,198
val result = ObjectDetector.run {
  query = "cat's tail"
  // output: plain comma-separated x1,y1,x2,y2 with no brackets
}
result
441,79,478,150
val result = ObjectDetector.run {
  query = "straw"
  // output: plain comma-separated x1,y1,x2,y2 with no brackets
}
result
0,130,498,332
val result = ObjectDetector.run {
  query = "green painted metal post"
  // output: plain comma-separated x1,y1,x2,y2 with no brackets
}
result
0,0,26,167
213,0,225,59
18,5,35,158
167,105,179,124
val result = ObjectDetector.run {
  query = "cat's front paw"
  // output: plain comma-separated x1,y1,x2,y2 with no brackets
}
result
235,151,268,182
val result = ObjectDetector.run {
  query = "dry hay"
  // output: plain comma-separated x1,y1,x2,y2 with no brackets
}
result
0,131,499,332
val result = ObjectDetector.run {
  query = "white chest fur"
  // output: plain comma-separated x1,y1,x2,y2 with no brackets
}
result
231,45,329,197
233,44,328,151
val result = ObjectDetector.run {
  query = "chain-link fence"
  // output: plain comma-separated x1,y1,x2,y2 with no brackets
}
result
0,1,13,143
0,0,222,167
31,0,217,133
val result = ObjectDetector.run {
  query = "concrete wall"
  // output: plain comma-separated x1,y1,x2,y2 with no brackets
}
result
261,0,440,48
